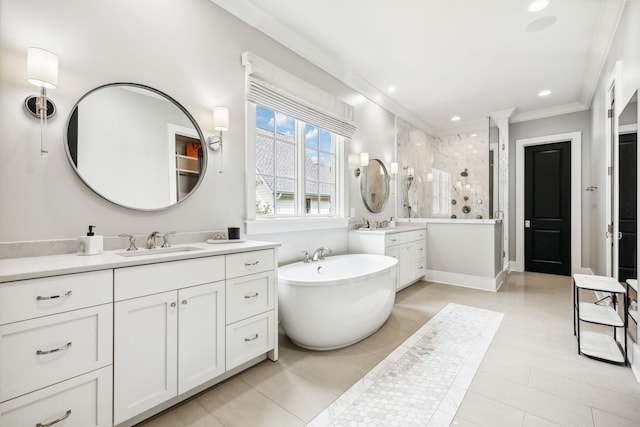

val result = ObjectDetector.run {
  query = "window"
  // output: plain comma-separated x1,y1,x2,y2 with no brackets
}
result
255,105,337,218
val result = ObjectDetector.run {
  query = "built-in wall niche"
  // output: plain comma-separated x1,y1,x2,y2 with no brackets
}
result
65,83,207,211
396,117,491,219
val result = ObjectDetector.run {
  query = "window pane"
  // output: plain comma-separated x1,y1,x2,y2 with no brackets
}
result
256,106,274,131
256,130,274,176
276,139,295,178
319,129,331,152
275,112,295,137
318,153,332,183
275,178,296,215
305,124,318,149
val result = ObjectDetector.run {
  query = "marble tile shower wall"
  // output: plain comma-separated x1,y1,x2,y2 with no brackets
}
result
397,117,490,219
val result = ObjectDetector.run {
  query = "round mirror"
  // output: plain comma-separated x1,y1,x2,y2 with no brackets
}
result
65,83,207,211
360,158,390,213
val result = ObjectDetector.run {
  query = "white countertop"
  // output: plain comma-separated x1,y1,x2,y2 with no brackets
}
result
350,225,426,235
0,240,280,283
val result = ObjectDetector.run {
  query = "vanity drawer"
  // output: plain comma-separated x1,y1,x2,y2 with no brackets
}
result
226,311,275,370
385,234,402,247
415,241,426,259
399,230,426,244
226,249,274,279
226,271,275,324
0,270,112,325
115,256,225,301
0,366,112,427
0,304,112,402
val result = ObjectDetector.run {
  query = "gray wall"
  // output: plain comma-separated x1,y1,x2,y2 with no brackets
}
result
508,110,592,266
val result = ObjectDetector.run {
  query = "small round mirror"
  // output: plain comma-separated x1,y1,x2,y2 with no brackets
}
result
360,158,390,213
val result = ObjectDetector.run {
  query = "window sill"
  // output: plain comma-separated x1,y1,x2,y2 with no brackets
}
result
246,217,349,235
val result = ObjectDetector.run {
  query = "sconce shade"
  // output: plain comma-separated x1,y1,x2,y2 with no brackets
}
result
359,152,369,167
407,167,415,177
390,162,398,175
26,47,58,89
213,106,229,131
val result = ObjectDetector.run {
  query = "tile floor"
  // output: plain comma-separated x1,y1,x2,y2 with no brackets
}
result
137,272,640,427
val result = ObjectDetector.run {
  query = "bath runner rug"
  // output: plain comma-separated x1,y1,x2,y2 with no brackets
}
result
308,303,504,427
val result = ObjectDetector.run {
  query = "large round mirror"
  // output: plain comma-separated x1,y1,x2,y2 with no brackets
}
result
360,158,390,213
65,83,207,211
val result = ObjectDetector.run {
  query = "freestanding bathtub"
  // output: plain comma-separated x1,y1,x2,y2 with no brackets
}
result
278,254,398,350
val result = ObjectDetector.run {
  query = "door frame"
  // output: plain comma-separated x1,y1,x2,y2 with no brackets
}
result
515,132,582,274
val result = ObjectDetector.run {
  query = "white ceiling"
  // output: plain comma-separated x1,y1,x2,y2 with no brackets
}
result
210,0,626,135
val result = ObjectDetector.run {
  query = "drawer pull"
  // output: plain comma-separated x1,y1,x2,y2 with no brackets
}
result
244,334,259,342
244,260,259,267
390,239,397,242
36,409,71,427
244,292,259,299
36,291,72,301
36,342,72,355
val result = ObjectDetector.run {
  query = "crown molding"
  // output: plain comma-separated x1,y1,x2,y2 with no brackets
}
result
209,0,435,135
511,102,589,123
580,0,627,108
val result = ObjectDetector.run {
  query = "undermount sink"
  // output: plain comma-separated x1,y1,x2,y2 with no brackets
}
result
116,246,203,257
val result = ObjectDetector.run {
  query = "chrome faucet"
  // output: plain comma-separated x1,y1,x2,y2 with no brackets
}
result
146,231,161,249
161,231,176,248
119,233,138,251
311,247,332,261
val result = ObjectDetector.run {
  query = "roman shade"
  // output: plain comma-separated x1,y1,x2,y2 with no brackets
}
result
242,52,356,138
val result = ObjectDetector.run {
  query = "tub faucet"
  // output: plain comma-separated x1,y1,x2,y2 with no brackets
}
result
312,247,332,261
145,231,161,249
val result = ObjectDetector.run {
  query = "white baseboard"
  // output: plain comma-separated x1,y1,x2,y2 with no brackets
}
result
508,261,521,272
425,269,505,292
580,267,594,275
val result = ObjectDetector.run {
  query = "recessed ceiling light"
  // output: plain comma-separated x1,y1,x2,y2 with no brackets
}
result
528,0,550,13
538,89,552,97
387,86,396,93
469,133,478,138
451,116,461,122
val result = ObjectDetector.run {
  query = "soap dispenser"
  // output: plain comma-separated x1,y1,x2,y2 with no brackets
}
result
78,225,103,256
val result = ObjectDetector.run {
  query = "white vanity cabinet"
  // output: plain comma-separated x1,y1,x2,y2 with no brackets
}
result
113,256,226,425
0,241,279,427
349,228,426,290
0,270,113,427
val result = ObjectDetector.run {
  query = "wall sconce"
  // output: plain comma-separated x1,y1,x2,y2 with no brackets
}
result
207,106,229,151
207,106,229,173
390,162,398,177
24,47,58,157
354,152,369,177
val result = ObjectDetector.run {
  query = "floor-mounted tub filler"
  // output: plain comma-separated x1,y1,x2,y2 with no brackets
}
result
278,254,398,350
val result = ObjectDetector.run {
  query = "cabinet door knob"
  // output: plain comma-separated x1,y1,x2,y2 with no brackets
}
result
170,302,177,308
36,409,71,427
181,299,188,305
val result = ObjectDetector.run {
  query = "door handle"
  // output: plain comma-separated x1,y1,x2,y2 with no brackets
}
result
618,232,623,240
524,220,531,228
